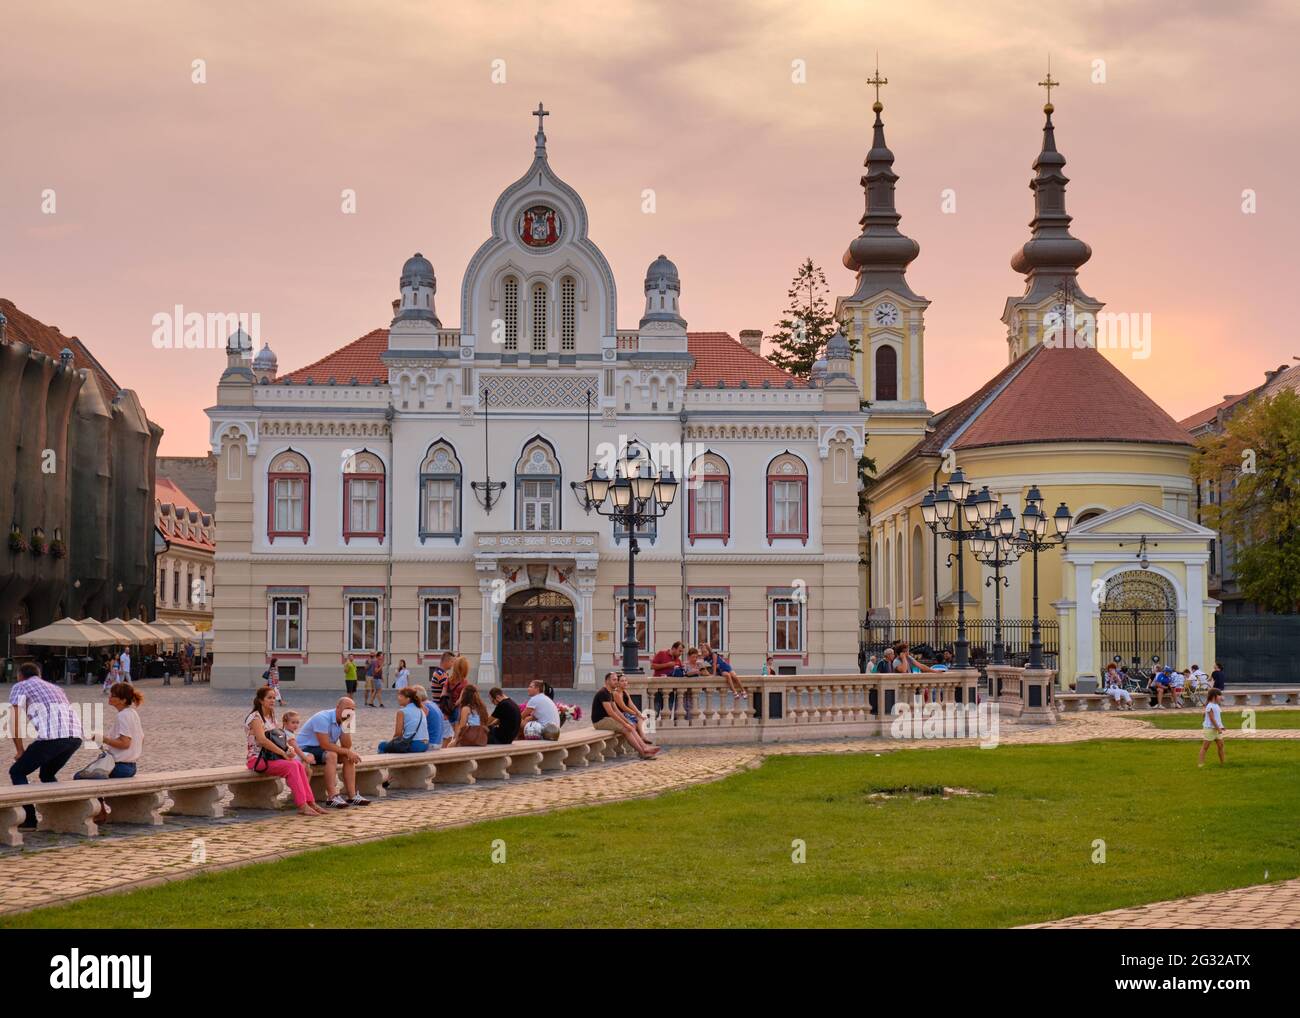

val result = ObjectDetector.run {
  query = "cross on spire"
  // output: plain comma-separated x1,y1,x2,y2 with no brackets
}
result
533,102,549,133
1038,56,1059,108
866,55,888,106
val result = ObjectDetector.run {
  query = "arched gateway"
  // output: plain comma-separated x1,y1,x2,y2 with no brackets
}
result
500,588,576,688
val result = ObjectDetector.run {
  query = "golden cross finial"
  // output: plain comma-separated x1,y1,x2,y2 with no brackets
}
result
1038,55,1059,108
866,54,888,106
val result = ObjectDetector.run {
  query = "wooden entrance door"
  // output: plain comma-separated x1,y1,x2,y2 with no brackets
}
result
500,588,576,688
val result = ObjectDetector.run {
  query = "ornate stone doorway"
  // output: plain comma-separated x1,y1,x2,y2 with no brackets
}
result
500,588,576,688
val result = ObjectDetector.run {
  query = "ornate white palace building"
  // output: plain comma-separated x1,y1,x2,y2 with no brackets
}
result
207,107,865,690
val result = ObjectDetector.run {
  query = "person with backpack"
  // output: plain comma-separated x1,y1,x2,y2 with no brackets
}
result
244,686,322,816
1198,687,1227,767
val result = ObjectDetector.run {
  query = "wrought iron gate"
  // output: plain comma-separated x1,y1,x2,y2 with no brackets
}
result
1099,571,1178,669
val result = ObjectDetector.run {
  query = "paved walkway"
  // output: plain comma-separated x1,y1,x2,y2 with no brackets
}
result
1023,878,1300,929
1,685,1296,925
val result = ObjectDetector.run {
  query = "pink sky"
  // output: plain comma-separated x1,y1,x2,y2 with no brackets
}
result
2,0,1297,454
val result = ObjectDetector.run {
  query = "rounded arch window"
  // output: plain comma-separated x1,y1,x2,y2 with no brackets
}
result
875,345,898,401
268,448,310,542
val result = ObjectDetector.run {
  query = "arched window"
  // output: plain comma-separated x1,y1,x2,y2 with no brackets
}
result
267,449,310,543
1074,507,1107,527
561,276,576,351
343,450,385,543
531,282,548,352
883,537,892,608
419,441,462,543
910,525,924,603
503,277,519,351
896,536,904,607
766,452,809,545
875,345,898,402
688,452,730,544
515,437,561,531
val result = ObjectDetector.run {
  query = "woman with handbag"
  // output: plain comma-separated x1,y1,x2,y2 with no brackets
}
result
244,686,324,817
451,683,491,747
378,686,431,754
75,681,146,823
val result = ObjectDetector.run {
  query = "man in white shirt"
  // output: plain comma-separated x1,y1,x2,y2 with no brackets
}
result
119,649,131,680
520,679,561,740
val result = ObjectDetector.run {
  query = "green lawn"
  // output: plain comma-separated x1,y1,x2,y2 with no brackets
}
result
1134,709,1300,731
5,740,1297,929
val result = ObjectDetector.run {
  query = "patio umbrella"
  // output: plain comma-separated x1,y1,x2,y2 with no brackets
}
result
15,617,118,647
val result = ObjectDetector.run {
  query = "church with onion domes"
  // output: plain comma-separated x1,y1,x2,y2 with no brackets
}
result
207,81,1216,695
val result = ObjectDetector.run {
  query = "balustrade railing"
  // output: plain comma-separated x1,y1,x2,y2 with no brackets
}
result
625,672,981,743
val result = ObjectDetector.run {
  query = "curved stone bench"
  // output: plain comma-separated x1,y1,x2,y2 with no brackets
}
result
0,727,629,848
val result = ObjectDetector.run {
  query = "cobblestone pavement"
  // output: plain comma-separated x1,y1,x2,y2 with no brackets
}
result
1021,878,1300,929
1,683,1296,924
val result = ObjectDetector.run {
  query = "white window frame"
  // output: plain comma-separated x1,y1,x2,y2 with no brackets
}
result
615,597,653,654
769,598,804,653
348,477,381,534
692,597,726,651
268,596,306,654
273,476,305,533
422,597,456,654
520,478,557,531
347,597,381,654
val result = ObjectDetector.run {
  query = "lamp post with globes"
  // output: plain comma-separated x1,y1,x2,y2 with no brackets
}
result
972,507,1025,666
919,469,999,670
1008,486,1073,670
577,440,678,675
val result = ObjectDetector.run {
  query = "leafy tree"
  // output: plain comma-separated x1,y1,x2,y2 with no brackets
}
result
1194,390,1300,612
766,258,856,377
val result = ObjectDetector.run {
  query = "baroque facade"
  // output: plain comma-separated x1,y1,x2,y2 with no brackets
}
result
207,109,864,690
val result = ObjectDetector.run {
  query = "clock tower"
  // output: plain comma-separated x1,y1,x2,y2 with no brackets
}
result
1001,89,1101,361
838,70,931,474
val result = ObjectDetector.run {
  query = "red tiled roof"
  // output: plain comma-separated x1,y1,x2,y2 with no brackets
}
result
686,331,805,388
877,342,1191,484
953,343,1193,450
0,298,120,403
1178,394,1242,432
155,477,214,551
1180,363,1300,433
276,328,804,389
277,329,389,385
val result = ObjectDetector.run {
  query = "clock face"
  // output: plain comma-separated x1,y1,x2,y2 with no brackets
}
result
873,302,901,327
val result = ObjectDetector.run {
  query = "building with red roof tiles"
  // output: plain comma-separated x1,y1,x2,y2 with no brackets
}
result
0,299,162,662
204,93,1218,700
856,94,1213,693
207,109,863,690
154,477,215,632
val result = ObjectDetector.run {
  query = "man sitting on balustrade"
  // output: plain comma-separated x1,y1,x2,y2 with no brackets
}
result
592,672,659,760
651,642,683,678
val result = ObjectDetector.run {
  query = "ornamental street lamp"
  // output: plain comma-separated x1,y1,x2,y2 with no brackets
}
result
920,469,998,669
1008,486,1073,670
972,508,1025,666
470,388,507,512
577,440,678,674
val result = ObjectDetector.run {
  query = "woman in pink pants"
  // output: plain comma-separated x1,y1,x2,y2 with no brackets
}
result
244,685,325,816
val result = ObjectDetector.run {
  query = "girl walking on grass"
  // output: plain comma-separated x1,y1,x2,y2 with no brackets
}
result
1198,687,1227,767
